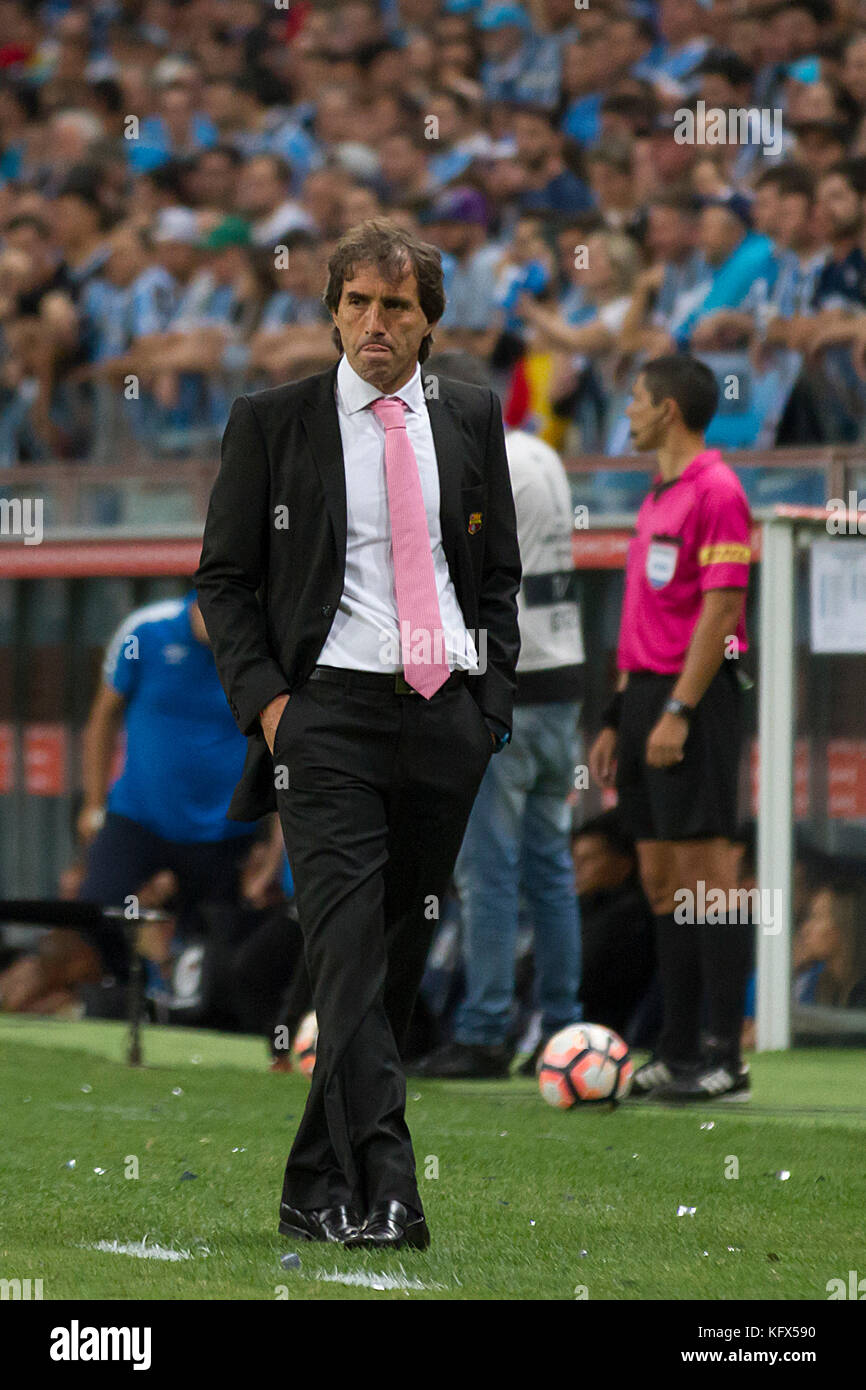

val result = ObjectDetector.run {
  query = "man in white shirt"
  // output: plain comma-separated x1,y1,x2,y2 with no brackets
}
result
415,352,584,1078
197,221,521,1252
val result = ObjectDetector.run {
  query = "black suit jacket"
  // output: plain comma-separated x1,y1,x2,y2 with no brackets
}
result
195,362,522,821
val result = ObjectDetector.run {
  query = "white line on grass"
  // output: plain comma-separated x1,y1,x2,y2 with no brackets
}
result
82,1237,201,1262
314,1266,446,1292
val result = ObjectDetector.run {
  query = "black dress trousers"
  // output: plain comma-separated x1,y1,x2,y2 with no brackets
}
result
274,669,493,1215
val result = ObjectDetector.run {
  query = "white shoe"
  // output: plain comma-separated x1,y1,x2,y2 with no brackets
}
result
656,1062,752,1102
632,1058,674,1095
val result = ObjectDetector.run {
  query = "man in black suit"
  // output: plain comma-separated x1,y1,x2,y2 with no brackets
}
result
196,219,521,1251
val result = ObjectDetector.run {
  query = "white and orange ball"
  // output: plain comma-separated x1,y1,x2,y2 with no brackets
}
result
291,1011,318,1078
538,1022,633,1108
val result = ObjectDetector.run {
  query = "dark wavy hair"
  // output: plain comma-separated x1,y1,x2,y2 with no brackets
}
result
642,354,719,432
323,218,445,364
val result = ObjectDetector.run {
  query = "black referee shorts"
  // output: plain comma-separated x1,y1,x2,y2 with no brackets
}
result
615,663,742,842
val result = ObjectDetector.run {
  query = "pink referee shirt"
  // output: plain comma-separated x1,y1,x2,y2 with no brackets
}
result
617,449,751,674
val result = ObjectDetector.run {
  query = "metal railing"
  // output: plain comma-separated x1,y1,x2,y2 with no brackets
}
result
0,445,863,540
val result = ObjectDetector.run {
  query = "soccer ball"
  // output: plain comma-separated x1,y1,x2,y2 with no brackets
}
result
291,1011,318,1077
538,1023,633,1108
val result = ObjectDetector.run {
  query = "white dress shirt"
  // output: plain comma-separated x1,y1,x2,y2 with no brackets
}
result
317,355,478,673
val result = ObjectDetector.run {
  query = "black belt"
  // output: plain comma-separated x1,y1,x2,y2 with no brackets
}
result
309,665,468,695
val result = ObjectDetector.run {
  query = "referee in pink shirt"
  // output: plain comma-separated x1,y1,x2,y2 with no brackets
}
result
589,356,753,1102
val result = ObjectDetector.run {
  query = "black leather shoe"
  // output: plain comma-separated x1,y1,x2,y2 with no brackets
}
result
278,1203,362,1243
411,1040,512,1079
345,1200,431,1251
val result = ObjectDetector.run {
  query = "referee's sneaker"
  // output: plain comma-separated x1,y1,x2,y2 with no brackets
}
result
589,357,755,1103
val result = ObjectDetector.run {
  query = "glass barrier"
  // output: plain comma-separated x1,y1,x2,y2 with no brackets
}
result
790,527,866,1044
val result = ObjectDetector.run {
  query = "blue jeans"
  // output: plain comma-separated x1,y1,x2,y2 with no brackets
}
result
453,700,583,1046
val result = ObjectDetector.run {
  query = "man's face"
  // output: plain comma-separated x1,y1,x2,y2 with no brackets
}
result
275,245,315,296
158,239,198,280
608,18,646,70
650,130,697,181
513,114,554,167
237,159,282,216
562,38,606,95
647,205,692,262
428,95,460,144
482,22,525,63
816,172,862,239
753,182,782,237
209,245,246,285
194,152,236,207
161,87,194,133
659,0,698,44
511,217,543,263
772,6,818,60
776,192,813,251
798,889,840,963
796,131,845,176
588,158,630,209
303,172,346,228
333,262,434,391
698,206,743,266
428,218,473,258
378,134,420,185
700,74,741,111
843,37,866,105
202,80,237,126
572,834,633,896
4,222,46,267
54,194,95,246
626,372,671,451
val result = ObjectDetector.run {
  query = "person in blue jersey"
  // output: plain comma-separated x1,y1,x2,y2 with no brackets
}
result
673,197,777,350
427,187,505,359
649,0,712,93
76,592,259,981
559,15,660,150
511,106,595,218
126,80,219,174
618,193,706,361
76,225,178,372
478,5,562,109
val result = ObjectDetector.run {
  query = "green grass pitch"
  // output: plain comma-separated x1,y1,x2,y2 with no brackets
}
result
1,1016,864,1301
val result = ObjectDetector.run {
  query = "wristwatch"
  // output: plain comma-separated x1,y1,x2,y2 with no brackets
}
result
663,698,694,722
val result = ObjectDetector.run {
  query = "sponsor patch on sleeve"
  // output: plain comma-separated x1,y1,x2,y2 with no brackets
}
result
699,543,751,566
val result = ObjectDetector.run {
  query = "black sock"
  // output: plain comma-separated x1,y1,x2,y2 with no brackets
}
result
653,912,703,1070
699,912,754,1071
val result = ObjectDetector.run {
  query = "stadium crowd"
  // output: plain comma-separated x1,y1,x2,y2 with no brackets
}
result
5,0,866,463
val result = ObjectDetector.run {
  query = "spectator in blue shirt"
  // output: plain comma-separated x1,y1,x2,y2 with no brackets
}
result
111,215,261,444
478,4,562,109
675,197,776,349
618,192,706,361
248,228,335,382
74,226,176,418
426,185,505,357
127,80,219,173
651,0,712,92
511,105,594,217
187,145,245,217
426,88,497,188
558,14,662,149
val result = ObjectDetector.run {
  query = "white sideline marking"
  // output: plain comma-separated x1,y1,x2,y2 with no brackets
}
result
315,1266,445,1292
84,1238,195,1262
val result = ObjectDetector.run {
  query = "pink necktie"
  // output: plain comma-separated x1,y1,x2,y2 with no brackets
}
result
370,395,451,699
